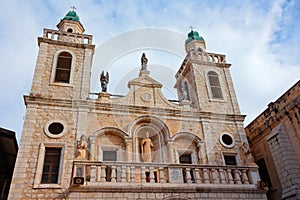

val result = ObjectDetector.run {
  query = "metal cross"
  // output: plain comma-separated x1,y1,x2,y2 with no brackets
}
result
71,5,77,11
189,25,194,31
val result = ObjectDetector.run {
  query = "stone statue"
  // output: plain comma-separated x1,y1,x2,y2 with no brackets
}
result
180,82,190,100
239,142,254,165
100,71,109,92
141,132,153,162
141,53,148,71
76,135,87,159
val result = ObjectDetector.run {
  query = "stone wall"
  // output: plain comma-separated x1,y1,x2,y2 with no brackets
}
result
245,81,300,200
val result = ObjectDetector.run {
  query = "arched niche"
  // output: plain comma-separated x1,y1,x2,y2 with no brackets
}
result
171,132,204,164
89,127,129,161
129,115,171,163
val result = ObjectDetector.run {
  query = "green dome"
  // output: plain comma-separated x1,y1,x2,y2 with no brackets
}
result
63,11,80,22
185,30,204,44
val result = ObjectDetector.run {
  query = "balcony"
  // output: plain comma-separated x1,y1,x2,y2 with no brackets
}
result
71,161,260,191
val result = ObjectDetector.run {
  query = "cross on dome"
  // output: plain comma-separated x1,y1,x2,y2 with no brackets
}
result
71,5,77,11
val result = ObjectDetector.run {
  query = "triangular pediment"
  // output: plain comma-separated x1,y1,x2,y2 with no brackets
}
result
128,70,162,89
107,70,181,109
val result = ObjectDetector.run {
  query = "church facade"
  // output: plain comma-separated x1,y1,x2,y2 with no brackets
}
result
9,10,267,200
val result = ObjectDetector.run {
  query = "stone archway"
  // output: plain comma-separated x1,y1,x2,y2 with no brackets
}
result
89,127,129,161
171,132,204,164
129,115,171,163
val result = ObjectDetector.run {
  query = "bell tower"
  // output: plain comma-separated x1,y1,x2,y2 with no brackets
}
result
175,28,240,115
30,8,95,100
175,29,248,164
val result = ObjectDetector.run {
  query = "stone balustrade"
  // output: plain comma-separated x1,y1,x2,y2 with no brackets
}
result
43,28,93,45
189,51,226,64
72,161,259,186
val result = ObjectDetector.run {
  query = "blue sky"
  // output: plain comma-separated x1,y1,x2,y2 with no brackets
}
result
0,0,299,142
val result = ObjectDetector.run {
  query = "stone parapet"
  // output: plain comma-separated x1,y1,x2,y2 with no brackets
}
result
246,81,300,144
42,28,93,45
72,160,260,186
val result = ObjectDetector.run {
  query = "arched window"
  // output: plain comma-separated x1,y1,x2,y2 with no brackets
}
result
207,71,223,99
54,52,72,83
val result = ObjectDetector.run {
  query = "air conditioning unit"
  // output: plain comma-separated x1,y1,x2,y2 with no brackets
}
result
257,180,268,188
73,177,84,185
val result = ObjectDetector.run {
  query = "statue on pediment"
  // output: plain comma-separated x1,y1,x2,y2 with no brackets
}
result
100,71,109,92
141,53,148,71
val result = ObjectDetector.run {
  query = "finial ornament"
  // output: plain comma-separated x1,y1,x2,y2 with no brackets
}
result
141,53,148,71
100,71,109,92
71,5,77,11
189,25,194,31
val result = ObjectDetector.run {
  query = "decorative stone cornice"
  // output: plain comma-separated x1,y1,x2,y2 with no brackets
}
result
245,81,300,144
24,95,245,122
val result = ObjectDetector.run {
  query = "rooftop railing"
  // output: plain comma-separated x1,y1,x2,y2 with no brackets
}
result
43,28,93,45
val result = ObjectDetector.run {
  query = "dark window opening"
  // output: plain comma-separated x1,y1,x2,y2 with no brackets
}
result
103,150,117,182
208,71,223,99
145,171,158,183
224,155,237,165
54,52,72,83
67,28,73,33
257,158,272,188
222,134,233,146
41,147,61,184
179,154,192,164
105,167,112,182
48,122,64,135
179,153,194,183
103,151,117,161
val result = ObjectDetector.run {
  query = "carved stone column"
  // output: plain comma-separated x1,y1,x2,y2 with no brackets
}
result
125,138,132,162
89,135,96,161
168,140,175,163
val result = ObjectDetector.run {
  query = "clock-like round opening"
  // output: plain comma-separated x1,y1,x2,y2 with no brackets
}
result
220,133,235,148
44,120,67,138
222,134,233,146
48,122,64,135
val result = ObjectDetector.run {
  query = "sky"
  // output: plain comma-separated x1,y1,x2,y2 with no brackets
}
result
0,0,299,143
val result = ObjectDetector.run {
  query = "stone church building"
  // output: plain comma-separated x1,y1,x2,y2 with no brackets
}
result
9,10,267,199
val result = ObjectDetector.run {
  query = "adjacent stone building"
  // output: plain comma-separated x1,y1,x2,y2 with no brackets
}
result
245,81,300,200
9,10,267,199
0,127,18,200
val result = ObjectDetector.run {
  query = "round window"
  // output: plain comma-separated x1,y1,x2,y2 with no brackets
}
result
48,122,64,135
219,133,235,148
44,120,66,138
